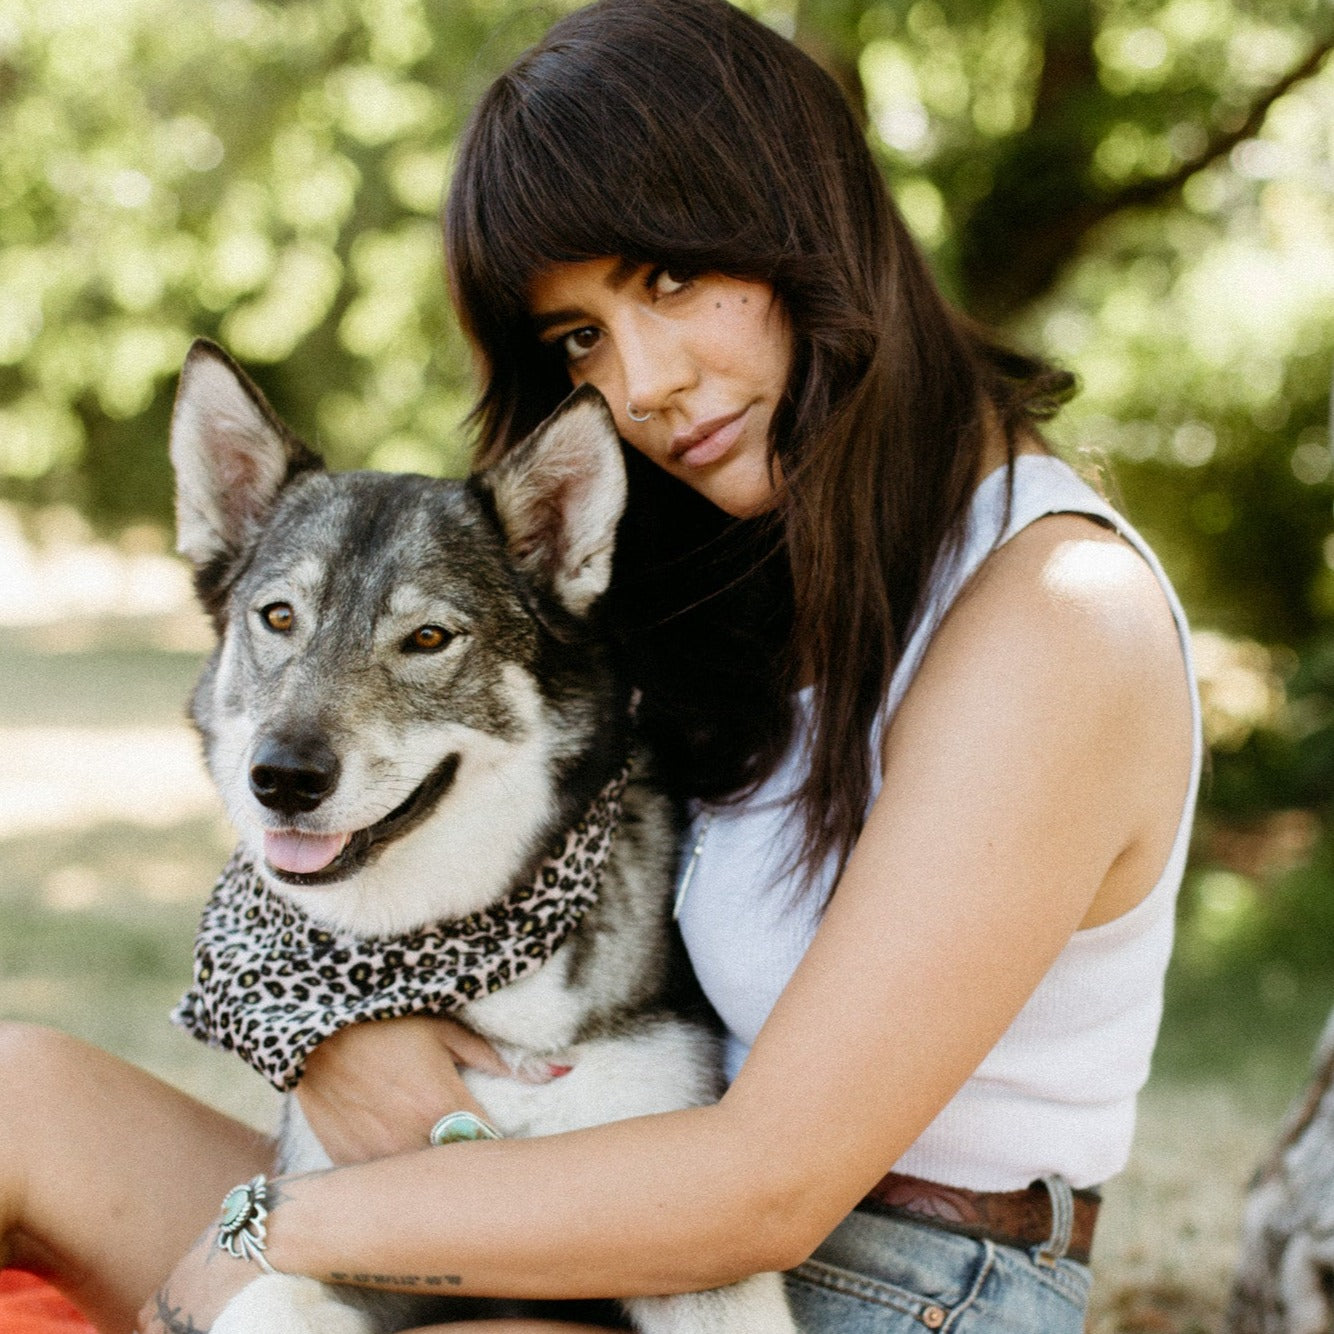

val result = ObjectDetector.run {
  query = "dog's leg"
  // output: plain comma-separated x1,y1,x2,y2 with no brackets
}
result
624,1271,798,1334
212,1274,378,1334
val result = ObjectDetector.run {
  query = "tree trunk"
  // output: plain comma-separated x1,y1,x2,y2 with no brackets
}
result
1226,1007,1334,1334
793,0,870,127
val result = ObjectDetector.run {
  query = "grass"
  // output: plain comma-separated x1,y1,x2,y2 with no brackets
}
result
0,620,281,1127
0,616,1326,1332
1086,967,1327,1334
0,632,204,728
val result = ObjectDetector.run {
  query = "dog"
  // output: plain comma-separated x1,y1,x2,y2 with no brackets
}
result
167,340,798,1334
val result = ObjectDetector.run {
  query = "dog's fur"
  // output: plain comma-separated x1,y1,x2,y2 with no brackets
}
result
169,341,797,1334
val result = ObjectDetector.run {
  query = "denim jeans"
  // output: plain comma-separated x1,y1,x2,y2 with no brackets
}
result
784,1182,1093,1333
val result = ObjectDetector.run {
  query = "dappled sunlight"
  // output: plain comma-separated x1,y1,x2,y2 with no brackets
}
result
0,724,219,839
0,503,227,902
0,508,260,1112
0,814,235,921
39,853,217,911
1192,629,1290,750
0,502,223,850
0,501,209,650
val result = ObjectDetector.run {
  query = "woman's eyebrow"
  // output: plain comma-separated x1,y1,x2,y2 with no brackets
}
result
531,259,643,334
532,307,585,336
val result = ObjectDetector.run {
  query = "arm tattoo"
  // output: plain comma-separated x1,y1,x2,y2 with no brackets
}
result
328,1271,463,1290
309,1173,466,1291
153,1288,211,1334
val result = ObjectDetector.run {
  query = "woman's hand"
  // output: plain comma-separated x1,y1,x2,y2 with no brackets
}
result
297,1015,512,1165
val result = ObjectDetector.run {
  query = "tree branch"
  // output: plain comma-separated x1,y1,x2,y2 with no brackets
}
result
1104,35,1334,218
960,30,1334,322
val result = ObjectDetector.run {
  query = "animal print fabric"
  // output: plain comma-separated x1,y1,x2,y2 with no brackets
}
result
173,767,630,1092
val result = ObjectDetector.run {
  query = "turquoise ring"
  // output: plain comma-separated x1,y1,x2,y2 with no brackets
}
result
429,1111,501,1146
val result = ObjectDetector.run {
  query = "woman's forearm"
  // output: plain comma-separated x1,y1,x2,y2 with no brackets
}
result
262,1102,818,1299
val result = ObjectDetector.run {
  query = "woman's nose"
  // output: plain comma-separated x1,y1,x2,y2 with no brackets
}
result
617,314,695,416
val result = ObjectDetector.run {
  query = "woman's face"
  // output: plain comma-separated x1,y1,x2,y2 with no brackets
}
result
528,259,793,518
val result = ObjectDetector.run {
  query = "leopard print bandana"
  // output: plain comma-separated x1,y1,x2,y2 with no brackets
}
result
173,767,630,1092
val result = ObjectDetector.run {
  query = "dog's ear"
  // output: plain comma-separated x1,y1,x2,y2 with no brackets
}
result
484,386,627,617
169,339,323,573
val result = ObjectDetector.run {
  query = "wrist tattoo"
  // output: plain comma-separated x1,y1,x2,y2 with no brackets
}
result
153,1288,211,1334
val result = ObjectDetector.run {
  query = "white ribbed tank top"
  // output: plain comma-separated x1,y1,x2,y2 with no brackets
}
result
676,455,1202,1190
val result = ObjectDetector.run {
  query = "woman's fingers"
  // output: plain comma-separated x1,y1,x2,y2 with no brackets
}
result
296,1016,578,1164
298,1018,491,1163
430,1017,513,1077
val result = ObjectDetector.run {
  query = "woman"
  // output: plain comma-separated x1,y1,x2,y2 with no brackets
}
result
0,1,1199,1330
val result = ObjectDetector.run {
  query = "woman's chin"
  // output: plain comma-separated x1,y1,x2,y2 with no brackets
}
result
684,457,783,520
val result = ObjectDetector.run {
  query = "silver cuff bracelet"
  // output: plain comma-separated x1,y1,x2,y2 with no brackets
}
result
217,1174,280,1275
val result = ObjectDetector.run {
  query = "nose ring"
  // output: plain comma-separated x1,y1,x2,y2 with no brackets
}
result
626,402,652,423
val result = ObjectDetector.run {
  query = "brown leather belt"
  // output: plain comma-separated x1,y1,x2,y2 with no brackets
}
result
860,1171,1100,1265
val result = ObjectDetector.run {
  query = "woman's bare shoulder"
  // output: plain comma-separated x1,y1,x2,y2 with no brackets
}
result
880,509,1193,925
951,509,1185,692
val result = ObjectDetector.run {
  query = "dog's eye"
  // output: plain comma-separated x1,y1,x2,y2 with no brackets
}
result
404,625,454,654
260,602,295,633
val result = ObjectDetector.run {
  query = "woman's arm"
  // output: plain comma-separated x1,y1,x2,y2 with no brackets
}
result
155,518,1194,1316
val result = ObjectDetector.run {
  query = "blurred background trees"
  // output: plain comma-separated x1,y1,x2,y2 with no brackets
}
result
2,0,1332,1062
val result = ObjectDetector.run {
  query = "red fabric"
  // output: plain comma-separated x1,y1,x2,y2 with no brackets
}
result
0,1272,96,1332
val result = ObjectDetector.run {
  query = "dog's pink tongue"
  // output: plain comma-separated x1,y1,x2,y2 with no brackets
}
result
264,831,349,875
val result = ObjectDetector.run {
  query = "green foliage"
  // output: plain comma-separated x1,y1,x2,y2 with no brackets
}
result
1157,833,1334,1092
0,0,581,522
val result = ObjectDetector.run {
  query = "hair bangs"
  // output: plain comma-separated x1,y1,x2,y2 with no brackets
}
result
448,2,793,341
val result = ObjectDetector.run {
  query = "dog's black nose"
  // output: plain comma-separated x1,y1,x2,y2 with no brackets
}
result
250,736,340,814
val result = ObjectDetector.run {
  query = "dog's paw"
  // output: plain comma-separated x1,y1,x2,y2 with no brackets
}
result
212,1274,376,1334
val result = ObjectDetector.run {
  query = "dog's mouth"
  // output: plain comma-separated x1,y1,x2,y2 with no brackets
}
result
262,752,461,887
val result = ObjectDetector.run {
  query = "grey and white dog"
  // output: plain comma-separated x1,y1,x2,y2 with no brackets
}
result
169,341,797,1334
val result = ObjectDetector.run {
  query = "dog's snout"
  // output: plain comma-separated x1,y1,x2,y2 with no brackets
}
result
250,735,340,815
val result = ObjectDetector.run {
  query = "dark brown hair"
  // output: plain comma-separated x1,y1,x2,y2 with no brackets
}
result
445,0,1074,892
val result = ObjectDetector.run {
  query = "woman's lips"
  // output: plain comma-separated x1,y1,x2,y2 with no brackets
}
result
670,408,748,469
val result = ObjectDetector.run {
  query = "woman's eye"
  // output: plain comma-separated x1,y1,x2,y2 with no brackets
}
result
649,268,689,298
404,624,455,654
560,326,601,362
260,602,294,633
